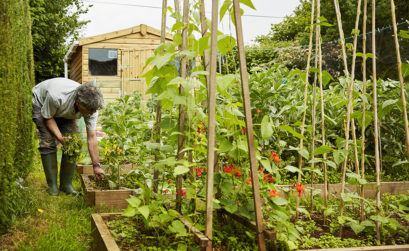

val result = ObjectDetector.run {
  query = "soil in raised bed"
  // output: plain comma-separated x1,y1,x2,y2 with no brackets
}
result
105,215,200,250
296,212,409,249
87,173,141,190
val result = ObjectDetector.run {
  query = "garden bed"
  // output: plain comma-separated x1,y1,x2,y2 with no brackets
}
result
277,181,409,199
91,213,208,251
80,175,137,212
76,163,135,175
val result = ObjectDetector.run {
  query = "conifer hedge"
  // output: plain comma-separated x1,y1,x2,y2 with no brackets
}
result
0,0,35,233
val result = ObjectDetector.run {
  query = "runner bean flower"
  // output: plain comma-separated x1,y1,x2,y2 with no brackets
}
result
294,184,305,197
269,189,280,198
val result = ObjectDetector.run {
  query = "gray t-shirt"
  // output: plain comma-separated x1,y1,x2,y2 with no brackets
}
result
32,78,98,130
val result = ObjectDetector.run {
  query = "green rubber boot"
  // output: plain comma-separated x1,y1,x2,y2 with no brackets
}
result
59,154,78,195
41,153,59,196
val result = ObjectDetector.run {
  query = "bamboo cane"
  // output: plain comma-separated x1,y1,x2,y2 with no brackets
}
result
334,0,362,237
296,0,316,220
176,0,189,212
371,0,381,241
360,0,368,222
232,0,266,249
316,0,328,217
310,11,319,211
204,1,218,249
153,0,168,194
199,0,210,93
391,0,409,161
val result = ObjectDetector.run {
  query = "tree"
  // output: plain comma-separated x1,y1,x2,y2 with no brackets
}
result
29,0,90,83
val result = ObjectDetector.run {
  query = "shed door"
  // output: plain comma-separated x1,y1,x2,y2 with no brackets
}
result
120,49,155,99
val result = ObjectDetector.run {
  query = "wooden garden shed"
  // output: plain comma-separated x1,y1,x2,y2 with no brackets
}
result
64,24,172,104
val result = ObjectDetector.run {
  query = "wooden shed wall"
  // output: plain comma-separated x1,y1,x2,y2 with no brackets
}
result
78,30,171,104
69,49,82,83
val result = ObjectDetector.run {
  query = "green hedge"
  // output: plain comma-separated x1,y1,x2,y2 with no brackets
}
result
0,0,35,233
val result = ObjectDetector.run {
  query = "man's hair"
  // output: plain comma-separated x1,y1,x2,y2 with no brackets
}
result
75,83,105,112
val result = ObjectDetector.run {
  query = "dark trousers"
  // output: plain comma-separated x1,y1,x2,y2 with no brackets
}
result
32,104,79,155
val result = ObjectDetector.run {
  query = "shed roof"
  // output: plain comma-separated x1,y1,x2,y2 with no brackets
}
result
64,24,172,62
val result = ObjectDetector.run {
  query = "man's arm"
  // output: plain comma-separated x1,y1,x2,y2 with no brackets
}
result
45,118,65,144
87,129,105,180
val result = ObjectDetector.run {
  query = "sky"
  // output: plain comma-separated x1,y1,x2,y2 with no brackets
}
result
79,0,301,45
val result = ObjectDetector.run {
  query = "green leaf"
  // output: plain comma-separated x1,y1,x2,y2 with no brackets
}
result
122,206,137,217
174,166,189,176
273,197,288,206
217,35,236,55
313,145,333,156
392,160,409,167
260,159,272,173
219,0,232,21
220,180,233,194
278,125,307,141
398,30,409,39
285,165,301,174
138,205,150,219
225,204,238,214
298,148,310,160
349,222,366,234
239,0,256,10
402,63,409,79
126,197,141,208
261,115,273,140
170,220,187,236
333,150,348,165
151,53,174,69
370,215,389,224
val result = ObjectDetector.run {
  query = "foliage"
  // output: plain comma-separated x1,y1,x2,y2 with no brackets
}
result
61,133,83,162
29,0,89,82
0,0,35,233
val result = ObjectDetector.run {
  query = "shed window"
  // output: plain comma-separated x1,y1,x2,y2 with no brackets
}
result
89,48,118,76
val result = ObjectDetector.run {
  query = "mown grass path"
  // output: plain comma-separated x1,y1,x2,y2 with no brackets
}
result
0,153,95,251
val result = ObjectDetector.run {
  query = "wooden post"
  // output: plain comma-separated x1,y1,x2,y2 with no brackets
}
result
153,0,168,194
176,0,189,212
360,0,368,222
232,0,266,250
390,0,409,161
371,0,381,241
199,0,210,93
204,1,218,249
296,0,315,220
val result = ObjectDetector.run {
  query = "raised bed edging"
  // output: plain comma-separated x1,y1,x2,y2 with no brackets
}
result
76,163,135,175
80,174,136,212
91,213,210,251
276,181,409,199
302,245,409,250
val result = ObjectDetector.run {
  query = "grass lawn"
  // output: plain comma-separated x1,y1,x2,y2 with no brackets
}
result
0,151,95,251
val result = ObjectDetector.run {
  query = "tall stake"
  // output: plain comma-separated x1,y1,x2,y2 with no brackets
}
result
316,0,328,214
153,0,168,193
310,8,319,211
232,0,266,249
334,0,361,237
360,0,368,222
176,0,189,212
391,0,409,160
204,1,218,249
199,0,210,91
296,0,315,220
371,0,381,241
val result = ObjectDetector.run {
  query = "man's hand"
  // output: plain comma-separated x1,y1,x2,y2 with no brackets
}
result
93,164,105,180
58,136,72,145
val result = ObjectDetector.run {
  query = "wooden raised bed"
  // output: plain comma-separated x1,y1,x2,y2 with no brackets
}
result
76,163,135,175
304,245,409,251
91,213,210,251
80,174,136,212
276,181,409,199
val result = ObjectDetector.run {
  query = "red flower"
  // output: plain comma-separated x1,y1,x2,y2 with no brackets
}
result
294,184,305,197
168,180,171,184
274,156,280,163
195,167,202,177
240,127,246,134
203,126,207,133
259,167,263,174
246,178,252,185
176,189,186,197
224,164,233,173
164,189,169,194
234,167,242,178
269,151,278,160
269,189,280,198
263,174,275,183
256,108,262,114
197,127,201,133
201,121,205,126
